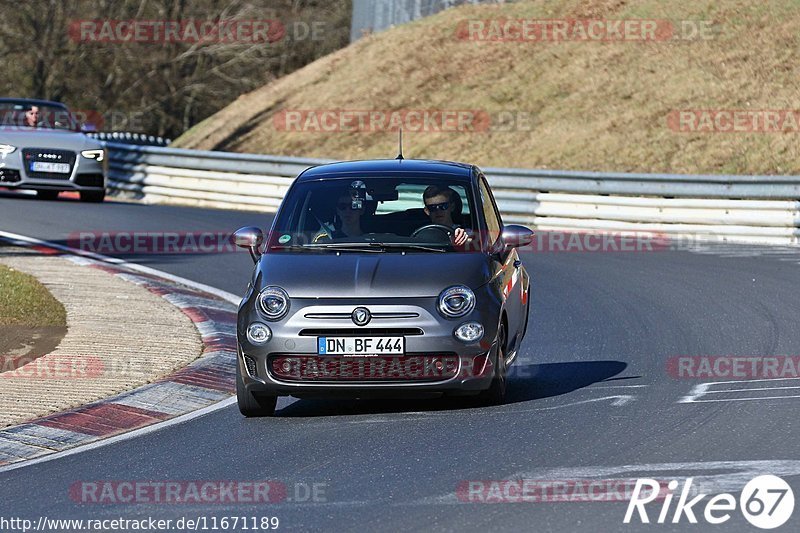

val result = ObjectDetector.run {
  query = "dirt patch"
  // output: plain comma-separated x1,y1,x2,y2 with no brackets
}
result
173,0,800,175
0,326,68,373
0,261,67,372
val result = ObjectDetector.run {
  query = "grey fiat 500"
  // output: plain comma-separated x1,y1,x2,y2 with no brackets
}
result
233,159,533,416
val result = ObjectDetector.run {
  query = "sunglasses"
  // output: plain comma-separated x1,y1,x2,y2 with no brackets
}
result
425,201,450,212
336,202,360,210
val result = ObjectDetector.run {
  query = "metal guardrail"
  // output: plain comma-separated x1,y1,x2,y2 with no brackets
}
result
88,132,171,146
104,142,800,245
350,0,499,42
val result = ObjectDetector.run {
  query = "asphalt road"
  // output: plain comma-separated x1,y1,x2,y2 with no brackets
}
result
1,191,799,532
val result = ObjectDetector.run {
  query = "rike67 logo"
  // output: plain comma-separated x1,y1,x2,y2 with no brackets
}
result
624,475,794,529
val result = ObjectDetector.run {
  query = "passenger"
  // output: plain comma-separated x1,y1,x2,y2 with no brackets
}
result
422,185,469,246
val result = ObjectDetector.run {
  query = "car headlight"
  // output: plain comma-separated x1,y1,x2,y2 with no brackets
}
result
0,144,16,155
257,286,290,320
80,149,105,162
455,322,484,343
437,285,476,318
247,323,272,345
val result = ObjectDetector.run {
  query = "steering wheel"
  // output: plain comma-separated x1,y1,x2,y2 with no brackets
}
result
411,224,454,242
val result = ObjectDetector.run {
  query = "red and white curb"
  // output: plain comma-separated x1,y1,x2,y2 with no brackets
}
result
0,234,239,469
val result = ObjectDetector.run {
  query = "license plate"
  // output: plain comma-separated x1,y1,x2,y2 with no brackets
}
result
317,336,405,356
31,161,70,173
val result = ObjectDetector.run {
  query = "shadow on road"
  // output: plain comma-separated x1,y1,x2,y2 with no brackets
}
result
273,360,630,418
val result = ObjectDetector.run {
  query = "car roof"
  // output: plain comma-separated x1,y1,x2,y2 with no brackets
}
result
0,97,69,109
297,159,476,182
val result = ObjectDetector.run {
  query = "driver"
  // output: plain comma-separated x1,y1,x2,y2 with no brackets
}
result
23,106,40,128
422,185,469,246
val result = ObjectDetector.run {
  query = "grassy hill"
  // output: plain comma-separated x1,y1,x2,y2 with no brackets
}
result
173,0,800,175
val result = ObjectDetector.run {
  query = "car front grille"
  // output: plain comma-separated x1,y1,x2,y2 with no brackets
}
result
303,312,420,320
298,328,424,336
269,354,459,382
22,148,76,180
0,168,20,183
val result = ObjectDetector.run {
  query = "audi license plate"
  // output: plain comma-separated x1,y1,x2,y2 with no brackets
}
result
31,161,70,173
318,337,404,356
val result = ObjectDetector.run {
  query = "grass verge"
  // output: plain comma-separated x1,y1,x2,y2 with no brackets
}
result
0,264,66,327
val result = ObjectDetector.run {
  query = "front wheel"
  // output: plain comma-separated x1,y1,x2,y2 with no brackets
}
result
477,323,507,406
236,359,277,417
80,190,105,203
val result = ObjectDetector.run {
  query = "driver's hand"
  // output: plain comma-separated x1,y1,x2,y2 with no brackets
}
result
453,227,468,246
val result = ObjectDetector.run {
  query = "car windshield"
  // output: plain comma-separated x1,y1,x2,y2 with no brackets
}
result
0,101,76,131
269,177,478,253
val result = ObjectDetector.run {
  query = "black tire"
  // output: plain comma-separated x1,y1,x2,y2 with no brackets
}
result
36,190,59,201
236,360,277,417
80,190,105,203
477,323,508,406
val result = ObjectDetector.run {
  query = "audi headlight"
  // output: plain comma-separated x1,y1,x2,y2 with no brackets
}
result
257,286,289,320
0,144,16,155
80,149,105,162
437,285,476,318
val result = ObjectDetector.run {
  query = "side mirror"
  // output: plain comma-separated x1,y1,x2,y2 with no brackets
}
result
232,226,264,263
501,224,534,251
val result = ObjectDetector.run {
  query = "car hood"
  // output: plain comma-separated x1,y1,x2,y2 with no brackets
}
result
256,252,492,298
0,127,100,150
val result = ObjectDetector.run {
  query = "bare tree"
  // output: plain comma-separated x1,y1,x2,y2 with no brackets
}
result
0,0,351,137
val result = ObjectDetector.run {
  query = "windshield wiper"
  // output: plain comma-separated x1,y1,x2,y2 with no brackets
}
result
269,243,382,253
365,242,446,253
270,242,445,253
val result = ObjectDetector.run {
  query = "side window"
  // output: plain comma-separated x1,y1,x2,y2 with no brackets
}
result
478,177,501,245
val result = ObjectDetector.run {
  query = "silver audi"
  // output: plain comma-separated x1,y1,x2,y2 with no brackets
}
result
0,98,106,202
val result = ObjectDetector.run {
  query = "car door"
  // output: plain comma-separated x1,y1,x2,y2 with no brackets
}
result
477,173,523,346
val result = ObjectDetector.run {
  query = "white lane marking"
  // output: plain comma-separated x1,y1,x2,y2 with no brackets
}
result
0,398,236,474
511,395,635,412
682,395,800,403
704,377,800,384
0,230,240,305
592,385,648,389
412,460,800,506
679,378,800,403
0,230,242,472
679,382,713,403
283,392,640,426
704,385,800,394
